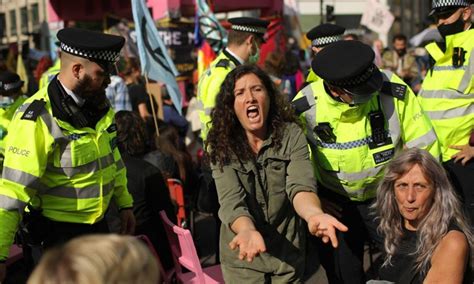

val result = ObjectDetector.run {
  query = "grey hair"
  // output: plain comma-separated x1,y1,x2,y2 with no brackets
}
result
373,148,472,276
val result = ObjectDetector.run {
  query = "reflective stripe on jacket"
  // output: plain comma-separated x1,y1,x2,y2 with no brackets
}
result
0,87,132,259
197,52,237,140
292,70,440,201
419,29,474,162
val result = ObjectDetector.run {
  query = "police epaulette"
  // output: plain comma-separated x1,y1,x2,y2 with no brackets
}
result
21,99,46,121
380,81,406,100
216,59,230,68
292,96,311,115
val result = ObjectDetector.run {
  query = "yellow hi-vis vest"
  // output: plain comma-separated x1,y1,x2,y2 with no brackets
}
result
306,68,320,83
0,96,26,160
419,29,474,162
197,51,238,140
0,87,133,260
292,70,440,201
38,59,61,90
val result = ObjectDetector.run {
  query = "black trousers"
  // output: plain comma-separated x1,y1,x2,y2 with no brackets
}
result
444,159,474,226
316,189,384,284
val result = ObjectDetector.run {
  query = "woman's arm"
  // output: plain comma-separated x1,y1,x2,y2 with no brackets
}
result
229,216,266,262
423,230,469,284
293,191,348,248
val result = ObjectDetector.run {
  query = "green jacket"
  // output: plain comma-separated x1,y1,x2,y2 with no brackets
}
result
419,29,474,162
0,95,26,161
197,49,241,140
292,70,440,201
212,123,315,282
0,86,133,260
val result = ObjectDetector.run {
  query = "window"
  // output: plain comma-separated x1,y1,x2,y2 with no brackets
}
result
9,10,16,36
0,13,5,38
31,4,39,27
20,7,28,33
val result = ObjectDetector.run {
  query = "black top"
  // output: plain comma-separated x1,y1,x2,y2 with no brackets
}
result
379,223,472,284
127,82,157,115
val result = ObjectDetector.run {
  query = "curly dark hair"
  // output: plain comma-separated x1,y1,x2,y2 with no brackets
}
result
115,110,149,156
206,64,298,169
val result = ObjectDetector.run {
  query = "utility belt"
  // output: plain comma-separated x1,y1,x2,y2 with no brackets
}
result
17,204,109,249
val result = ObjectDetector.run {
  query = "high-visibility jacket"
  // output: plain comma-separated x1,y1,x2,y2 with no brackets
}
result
0,96,26,160
306,69,320,83
38,59,61,90
292,70,440,201
0,87,133,260
197,50,240,140
418,29,474,162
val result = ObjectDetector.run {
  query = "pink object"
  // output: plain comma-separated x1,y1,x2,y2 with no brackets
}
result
167,178,187,228
159,211,224,284
6,244,23,266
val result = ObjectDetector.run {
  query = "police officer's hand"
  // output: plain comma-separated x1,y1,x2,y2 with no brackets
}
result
307,213,348,248
0,262,6,283
229,229,266,262
450,144,474,165
119,209,136,235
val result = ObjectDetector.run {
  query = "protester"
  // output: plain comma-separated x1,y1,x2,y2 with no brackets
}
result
382,34,419,88
373,148,472,283
114,110,175,270
418,0,474,225
206,64,347,282
292,40,439,284
28,234,160,284
0,28,135,283
197,16,270,140
105,73,132,111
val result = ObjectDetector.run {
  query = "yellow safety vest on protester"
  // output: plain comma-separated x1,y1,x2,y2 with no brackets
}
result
197,51,239,140
0,95,26,163
38,59,61,90
293,70,440,201
0,87,133,260
418,29,474,162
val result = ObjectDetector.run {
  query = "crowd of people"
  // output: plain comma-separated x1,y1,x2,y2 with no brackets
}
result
0,0,473,283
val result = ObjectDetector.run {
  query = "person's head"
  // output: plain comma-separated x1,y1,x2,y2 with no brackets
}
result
56,28,125,101
343,33,359,41
392,34,408,56
122,57,141,83
116,110,149,156
0,70,24,101
264,52,286,77
430,0,472,37
28,234,160,284
306,23,345,54
206,64,297,168
227,17,270,63
373,39,384,53
374,148,472,274
313,40,383,105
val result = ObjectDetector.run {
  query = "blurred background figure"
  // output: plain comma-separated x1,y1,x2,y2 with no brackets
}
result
28,234,160,284
374,148,472,283
372,39,385,68
0,70,26,171
382,34,420,91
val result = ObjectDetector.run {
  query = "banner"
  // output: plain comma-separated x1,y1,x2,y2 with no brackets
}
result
360,0,394,35
16,54,28,94
131,0,182,114
195,0,227,54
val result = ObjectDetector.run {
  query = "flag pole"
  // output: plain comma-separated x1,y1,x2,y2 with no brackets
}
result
144,75,160,137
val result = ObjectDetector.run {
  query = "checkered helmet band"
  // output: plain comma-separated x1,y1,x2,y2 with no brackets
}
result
432,0,470,9
60,42,120,62
0,81,23,92
327,64,376,87
312,35,343,47
231,24,266,35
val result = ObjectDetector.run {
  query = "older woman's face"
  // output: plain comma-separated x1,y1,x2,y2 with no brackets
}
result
394,164,434,231
233,73,270,138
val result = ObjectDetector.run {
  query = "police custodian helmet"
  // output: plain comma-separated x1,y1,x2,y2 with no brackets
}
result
312,40,383,96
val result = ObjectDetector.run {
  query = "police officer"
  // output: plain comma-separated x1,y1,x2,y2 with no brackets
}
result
0,71,26,171
0,28,135,282
305,23,345,83
197,17,269,140
292,40,440,283
419,0,474,224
